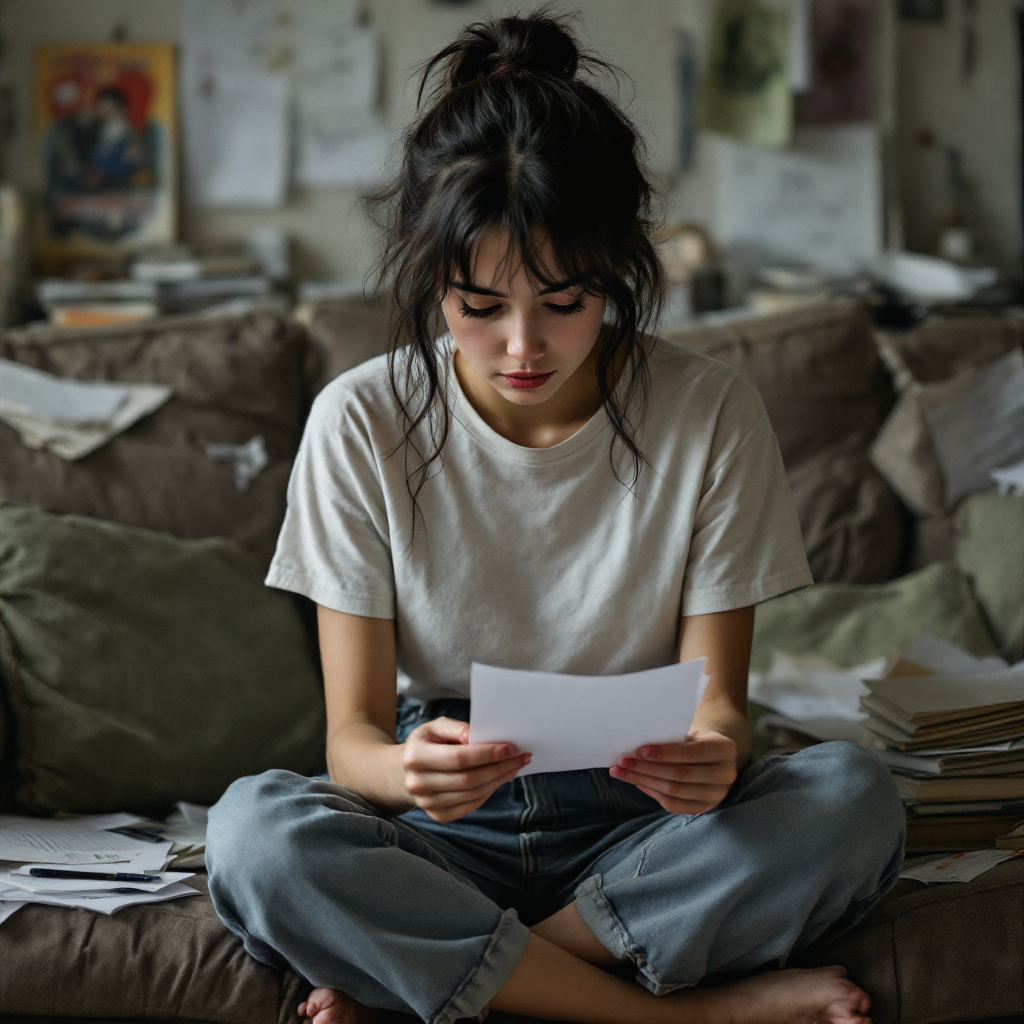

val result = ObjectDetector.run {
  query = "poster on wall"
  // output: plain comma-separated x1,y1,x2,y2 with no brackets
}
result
33,43,177,274
698,0,792,149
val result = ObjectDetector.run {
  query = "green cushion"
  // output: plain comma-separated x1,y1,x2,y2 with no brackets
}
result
751,562,999,672
956,491,1024,662
0,503,326,815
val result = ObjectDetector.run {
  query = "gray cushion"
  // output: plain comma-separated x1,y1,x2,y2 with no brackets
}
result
0,503,326,816
0,310,309,568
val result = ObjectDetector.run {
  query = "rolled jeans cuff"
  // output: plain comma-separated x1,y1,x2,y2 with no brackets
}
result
574,876,672,996
432,908,532,1024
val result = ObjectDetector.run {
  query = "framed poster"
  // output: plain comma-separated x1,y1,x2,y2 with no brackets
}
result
33,43,177,274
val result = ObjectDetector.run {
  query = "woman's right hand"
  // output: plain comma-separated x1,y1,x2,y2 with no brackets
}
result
401,717,530,823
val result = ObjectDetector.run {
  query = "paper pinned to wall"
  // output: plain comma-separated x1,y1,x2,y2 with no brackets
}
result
180,0,386,201
181,71,289,208
712,122,882,274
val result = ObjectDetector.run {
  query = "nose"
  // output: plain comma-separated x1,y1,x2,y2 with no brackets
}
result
506,311,545,365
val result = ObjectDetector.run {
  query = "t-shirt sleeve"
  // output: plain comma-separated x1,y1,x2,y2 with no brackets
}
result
265,385,396,619
681,379,812,616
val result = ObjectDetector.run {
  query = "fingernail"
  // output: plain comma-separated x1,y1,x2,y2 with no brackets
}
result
622,756,637,767
642,747,658,759
498,745,512,758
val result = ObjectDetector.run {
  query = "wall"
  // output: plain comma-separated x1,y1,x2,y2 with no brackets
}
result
0,0,681,283
2,0,1020,279
896,0,1021,270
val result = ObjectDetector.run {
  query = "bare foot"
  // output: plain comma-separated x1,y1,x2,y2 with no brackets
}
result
297,987,382,1024
690,965,871,1024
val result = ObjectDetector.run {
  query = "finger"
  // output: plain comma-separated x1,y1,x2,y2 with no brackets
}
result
614,757,736,785
630,778,725,814
297,1003,307,1018
419,716,471,745
408,754,531,794
425,790,503,823
636,737,733,764
416,763,524,809
613,765,729,801
408,738,522,772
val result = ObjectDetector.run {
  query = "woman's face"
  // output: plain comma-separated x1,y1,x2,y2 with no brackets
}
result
440,230,606,407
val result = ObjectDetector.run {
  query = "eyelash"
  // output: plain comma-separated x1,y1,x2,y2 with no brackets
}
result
458,299,585,319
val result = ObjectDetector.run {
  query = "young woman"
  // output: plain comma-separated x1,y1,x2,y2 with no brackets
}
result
207,13,904,1024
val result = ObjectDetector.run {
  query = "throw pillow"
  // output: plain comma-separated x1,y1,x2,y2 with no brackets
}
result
956,491,1024,663
0,310,310,568
750,561,999,672
0,503,326,816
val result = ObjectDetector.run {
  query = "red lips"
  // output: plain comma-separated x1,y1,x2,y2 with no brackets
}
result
502,371,554,389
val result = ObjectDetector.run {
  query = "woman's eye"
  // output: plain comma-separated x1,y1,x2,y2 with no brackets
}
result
544,299,585,317
459,301,501,320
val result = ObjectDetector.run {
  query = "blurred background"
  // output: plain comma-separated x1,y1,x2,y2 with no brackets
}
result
0,0,1018,326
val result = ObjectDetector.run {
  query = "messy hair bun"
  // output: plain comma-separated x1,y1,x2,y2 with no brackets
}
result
367,9,664,521
423,13,579,92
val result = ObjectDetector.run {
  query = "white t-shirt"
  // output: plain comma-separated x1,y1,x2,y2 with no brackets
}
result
266,338,812,701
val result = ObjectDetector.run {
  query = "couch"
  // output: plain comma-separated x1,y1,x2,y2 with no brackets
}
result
1,298,1022,1024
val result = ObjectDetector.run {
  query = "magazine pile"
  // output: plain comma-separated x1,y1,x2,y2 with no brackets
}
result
750,634,1024,852
861,638,1024,852
0,803,207,926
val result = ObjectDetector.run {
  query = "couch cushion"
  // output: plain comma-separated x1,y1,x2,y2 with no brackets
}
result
0,503,326,816
0,310,310,568
799,857,1024,1024
0,876,311,1024
956,492,1024,663
295,295,392,398
750,561,999,673
666,301,903,583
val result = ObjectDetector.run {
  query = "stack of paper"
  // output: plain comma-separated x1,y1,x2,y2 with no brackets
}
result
0,809,206,925
0,358,171,461
860,636,1024,851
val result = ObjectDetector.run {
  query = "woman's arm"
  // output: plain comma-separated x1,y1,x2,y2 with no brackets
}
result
609,606,754,814
318,605,530,819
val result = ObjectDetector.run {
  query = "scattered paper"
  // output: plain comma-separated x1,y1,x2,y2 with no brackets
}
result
875,251,998,302
992,457,1024,497
0,881,199,916
3,869,193,894
0,816,171,870
901,634,1009,676
899,849,1023,884
919,349,1024,507
66,813,149,832
469,660,707,777
749,652,886,721
0,382,172,461
207,435,269,490
0,359,127,424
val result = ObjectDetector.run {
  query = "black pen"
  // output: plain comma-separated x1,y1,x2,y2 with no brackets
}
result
27,868,162,882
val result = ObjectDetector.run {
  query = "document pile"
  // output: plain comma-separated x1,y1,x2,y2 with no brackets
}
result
0,804,208,925
0,358,171,460
860,636,1024,852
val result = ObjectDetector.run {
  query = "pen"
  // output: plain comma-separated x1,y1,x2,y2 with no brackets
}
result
27,868,162,882
107,826,167,844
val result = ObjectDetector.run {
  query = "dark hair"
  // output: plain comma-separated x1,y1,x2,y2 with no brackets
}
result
366,9,664,513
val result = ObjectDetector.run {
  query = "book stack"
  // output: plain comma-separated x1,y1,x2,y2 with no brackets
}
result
862,651,1024,851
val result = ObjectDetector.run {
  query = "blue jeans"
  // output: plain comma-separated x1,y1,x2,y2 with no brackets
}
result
207,699,905,1024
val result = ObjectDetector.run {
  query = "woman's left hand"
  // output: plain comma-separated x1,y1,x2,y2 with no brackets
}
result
610,730,738,815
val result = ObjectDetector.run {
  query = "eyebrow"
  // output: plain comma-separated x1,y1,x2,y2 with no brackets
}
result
452,280,579,298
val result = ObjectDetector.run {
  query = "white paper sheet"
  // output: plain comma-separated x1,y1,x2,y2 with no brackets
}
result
0,881,199,916
469,660,707,776
182,71,290,208
0,359,126,425
748,652,886,722
991,456,1024,496
0,816,172,869
902,634,1009,676
899,849,1023,884
73,813,149,831
3,869,193,894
